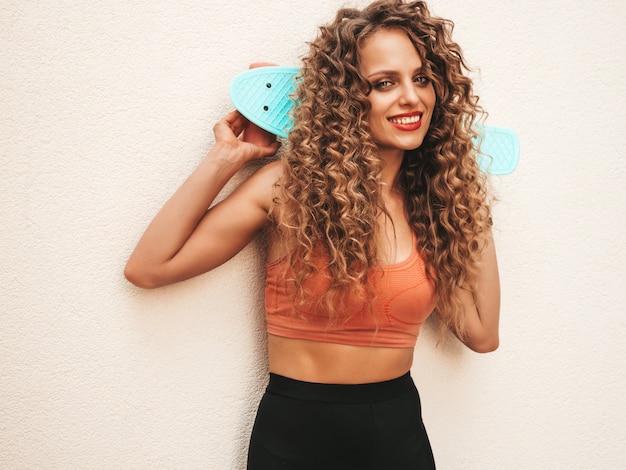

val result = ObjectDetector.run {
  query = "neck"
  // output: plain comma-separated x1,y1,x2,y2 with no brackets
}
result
378,148,404,188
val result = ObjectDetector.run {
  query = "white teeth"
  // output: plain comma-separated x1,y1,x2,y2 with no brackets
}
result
389,115,421,125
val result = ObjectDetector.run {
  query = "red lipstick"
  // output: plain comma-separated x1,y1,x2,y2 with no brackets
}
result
387,111,423,131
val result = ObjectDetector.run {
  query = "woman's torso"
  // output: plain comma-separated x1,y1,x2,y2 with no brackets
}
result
264,174,425,384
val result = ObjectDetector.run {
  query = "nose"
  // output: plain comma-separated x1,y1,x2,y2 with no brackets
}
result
399,80,420,106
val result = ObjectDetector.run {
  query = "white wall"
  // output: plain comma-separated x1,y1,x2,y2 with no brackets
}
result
2,0,625,468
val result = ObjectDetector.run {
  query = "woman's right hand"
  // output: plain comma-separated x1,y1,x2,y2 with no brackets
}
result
213,110,280,167
213,61,281,166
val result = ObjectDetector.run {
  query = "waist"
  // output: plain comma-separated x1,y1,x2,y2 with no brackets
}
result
267,334,414,384
266,371,415,404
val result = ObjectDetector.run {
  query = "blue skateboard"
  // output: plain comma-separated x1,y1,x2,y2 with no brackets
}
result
230,66,519,175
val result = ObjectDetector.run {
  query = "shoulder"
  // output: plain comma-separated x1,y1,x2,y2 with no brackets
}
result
253,159,283,182
236,159,284,212
247,159,283,192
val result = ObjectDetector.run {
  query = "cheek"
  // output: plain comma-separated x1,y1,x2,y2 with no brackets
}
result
367,96,385,115
365,100,386,127
423,85,437,110
429,82,442,108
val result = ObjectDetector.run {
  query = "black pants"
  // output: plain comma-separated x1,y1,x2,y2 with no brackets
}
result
247,372,436,469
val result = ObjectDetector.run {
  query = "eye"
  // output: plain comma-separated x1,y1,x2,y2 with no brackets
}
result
414,75,431,87
373,80,393,90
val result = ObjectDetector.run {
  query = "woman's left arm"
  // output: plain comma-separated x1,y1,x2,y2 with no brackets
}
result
457,228,501,353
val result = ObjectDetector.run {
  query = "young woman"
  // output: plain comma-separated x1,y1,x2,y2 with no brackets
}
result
125,1,500,468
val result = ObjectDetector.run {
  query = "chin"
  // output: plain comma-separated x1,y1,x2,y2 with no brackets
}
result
400,138,426,151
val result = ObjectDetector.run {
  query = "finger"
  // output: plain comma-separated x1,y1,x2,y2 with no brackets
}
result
245,137,280,157
221,110,249,137
242,121,276,146
262,141,281,157
223,109,246,128
254,141,281,159
249,62,278,69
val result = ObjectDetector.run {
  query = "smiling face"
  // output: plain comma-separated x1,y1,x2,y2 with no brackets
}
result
358,28,436,159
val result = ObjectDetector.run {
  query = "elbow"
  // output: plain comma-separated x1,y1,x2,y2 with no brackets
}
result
468,335,500,354
124,259,162,289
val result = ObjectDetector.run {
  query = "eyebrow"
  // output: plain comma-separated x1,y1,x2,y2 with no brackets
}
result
367,66,425,79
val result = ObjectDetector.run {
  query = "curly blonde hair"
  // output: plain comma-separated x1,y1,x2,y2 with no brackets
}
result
272,0,492,339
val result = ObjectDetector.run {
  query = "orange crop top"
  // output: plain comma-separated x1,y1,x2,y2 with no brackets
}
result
265,241,436,348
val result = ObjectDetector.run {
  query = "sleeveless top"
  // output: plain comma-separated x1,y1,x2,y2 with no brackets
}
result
265,240,435,348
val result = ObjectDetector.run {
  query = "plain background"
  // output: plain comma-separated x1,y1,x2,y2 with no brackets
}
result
2,0,625,468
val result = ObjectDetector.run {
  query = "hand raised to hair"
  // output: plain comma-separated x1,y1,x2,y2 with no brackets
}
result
211,62,281,166
212,110,280,165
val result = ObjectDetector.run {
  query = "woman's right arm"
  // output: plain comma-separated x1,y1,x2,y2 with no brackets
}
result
124,110,280,289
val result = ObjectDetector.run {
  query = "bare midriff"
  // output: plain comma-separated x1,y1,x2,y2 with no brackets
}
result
267,334,414,384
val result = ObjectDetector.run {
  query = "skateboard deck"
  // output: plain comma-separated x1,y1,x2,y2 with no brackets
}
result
231,66,519,175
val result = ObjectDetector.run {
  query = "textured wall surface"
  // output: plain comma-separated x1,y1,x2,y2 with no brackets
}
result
2,0,625,468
